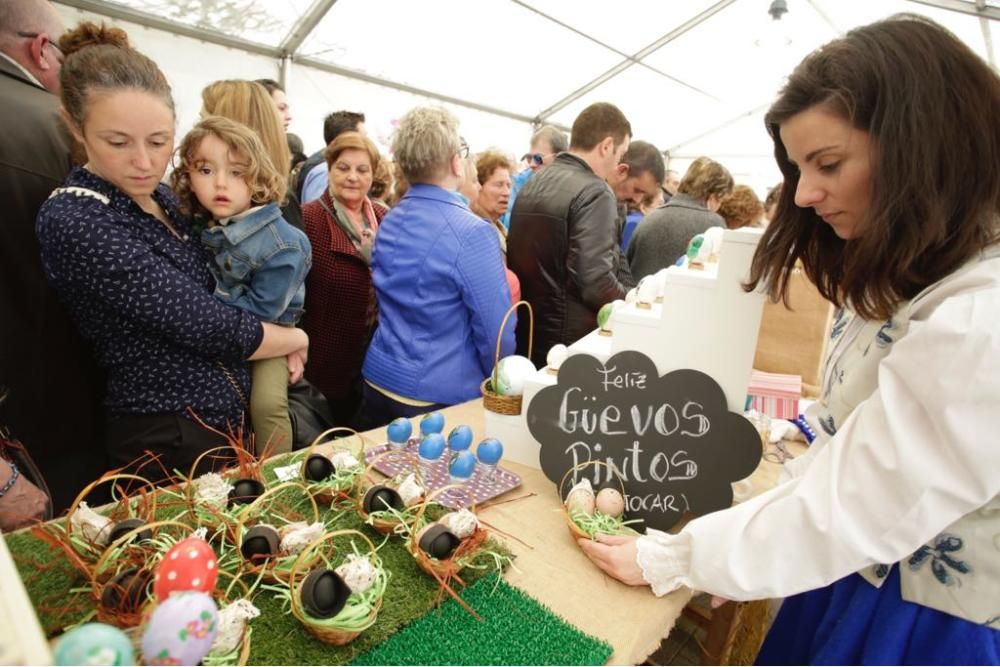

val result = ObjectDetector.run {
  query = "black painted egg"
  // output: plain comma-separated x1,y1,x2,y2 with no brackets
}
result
240,525,280,563
304,454,335,482
228,478,265,507
105,518,152,546
100,567,152,614
300,568,351,619
362,485,404,514
417,523,460,560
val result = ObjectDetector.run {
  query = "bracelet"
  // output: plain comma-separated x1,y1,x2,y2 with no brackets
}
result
0,460,19,498
792,415,817,444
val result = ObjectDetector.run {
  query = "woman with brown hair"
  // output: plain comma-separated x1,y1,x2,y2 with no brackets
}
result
201,79,304,230
470,150,513,255
580,15,1000,664
299,131,388,426
717,184,764,230
36,24,307,475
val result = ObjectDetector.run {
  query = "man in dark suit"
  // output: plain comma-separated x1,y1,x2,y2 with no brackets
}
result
0,0,107,511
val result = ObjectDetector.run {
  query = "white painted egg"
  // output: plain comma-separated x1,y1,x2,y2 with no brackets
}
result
494,355,537,396
546,344,568,369
595,487,625,518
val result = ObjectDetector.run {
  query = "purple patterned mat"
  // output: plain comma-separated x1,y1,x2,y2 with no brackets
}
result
364,438,522,510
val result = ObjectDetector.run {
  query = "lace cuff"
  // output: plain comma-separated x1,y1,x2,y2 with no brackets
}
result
636,529,692,597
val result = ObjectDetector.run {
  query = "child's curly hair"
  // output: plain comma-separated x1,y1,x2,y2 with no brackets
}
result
171,116,287,217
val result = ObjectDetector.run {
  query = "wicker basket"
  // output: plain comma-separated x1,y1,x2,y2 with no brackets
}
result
559,461,629,543
408,484,479,578
357,449,423,535
65,472,159,564
184,445,251,541
481,300,534,416
299,427,368,506
288,530,382,645
234,481,319,584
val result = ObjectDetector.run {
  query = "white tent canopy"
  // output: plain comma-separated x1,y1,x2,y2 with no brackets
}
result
53,0,998,194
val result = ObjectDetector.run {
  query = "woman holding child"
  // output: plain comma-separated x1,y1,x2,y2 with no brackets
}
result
36,24,308,474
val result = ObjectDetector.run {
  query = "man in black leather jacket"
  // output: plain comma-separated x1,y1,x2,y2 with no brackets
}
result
507,102,632,367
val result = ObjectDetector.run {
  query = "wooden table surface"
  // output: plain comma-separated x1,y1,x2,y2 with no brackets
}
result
351,399,805,666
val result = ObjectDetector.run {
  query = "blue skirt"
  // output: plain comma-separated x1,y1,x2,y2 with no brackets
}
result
756,565,1000,665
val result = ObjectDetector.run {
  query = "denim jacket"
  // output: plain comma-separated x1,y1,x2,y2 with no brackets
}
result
201,202,312,324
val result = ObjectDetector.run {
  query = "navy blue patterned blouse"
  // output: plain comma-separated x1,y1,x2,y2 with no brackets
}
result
36,167,264,431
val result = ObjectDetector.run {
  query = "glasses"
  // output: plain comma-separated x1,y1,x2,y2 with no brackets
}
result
16,31,64,63
522,153,545,166
457,137,470,159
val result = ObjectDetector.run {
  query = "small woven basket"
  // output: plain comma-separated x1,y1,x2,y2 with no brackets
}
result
234,481,319,584
357,449,423,535
408,484,479,579
481,300,534,416
299,427,368,506
559,461,629,543
288,529,382,645
65,472,159,565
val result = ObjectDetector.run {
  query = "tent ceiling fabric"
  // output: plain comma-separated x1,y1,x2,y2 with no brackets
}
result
54,0,997,186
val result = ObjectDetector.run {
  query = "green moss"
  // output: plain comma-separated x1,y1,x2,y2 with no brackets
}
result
350,578,614,666
6,478,523,666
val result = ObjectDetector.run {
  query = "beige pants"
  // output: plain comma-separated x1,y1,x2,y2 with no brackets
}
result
250,356,293,455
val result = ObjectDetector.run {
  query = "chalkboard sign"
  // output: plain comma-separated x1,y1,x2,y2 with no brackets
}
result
527,350,761,532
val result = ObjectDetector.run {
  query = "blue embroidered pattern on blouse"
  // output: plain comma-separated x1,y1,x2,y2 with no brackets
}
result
908,534,972,586
36,167,263,430
819,414,837,436
873,563,891,579
830,308,848,339
875,318,897,349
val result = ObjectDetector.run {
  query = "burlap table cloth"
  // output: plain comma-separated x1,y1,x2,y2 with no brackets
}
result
350,400,803,665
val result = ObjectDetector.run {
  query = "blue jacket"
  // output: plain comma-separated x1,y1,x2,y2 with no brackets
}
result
363,184,515,405
201,202,311,324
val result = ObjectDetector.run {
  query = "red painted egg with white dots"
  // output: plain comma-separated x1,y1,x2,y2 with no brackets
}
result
153,537,218,601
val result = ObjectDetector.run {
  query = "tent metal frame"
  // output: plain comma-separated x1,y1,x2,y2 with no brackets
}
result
54,0,999,150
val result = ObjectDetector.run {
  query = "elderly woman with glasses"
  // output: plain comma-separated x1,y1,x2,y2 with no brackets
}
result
358,107,514,428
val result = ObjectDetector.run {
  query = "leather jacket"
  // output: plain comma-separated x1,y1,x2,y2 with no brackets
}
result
507,152,627,366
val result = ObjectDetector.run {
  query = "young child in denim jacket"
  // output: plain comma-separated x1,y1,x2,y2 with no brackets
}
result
172,116,311,453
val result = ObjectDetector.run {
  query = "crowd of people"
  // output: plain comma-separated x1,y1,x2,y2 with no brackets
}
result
0,0,998,662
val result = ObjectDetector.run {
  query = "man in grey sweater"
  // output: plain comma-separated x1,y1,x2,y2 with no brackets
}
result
626,156,734,281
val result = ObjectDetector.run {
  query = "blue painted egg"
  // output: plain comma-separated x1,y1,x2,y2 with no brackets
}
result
419,411,445,436
140,591,218,666
447,425,473,452
476,438,504,466
418,433,446,461
449,450,477,481
54,623,134,666
386,418,412,444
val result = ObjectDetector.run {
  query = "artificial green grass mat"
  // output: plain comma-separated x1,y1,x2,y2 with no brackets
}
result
4,452,518,666
351,577,614,666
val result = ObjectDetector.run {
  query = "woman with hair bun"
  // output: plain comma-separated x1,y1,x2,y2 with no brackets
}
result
581,16,1000,664
36,23,308,475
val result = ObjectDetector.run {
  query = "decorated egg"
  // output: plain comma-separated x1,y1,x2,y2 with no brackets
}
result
546,344,568,370
387,417,413,445
140,591,218,667
476,438,503,466
494,355,537,396
105,518,151,547
240,525,280,563
704,226,725,260
303,454,334,482
417,523,460,560
227,478,265,507
624,287,638,304
654,268,672,299
362,484,404,514
334,554,379,595
449,450,477,482
438,509,479,540
54,622,135,666
565,478,596,517
419,411,445,436
154,537,218,602
447,425,473,452
637,276,658,303
595,487,625,518
100,567,152,615
418,433,446,461
299,568,351,620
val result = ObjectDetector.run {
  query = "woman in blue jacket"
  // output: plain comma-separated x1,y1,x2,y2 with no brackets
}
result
359,107,514,428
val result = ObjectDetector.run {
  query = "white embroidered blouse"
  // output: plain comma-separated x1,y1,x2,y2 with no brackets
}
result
636,247,1000,626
